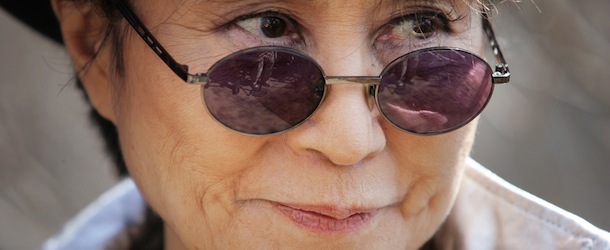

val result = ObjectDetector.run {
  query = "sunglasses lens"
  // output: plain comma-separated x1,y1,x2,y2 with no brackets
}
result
378,49,493,134
203,48,325,135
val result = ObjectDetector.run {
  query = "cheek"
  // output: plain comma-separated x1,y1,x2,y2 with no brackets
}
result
384,121,476,246
386,118,476,176
111,41,275,244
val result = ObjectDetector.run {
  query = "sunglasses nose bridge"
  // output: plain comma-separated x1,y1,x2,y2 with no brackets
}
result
325,76,379,83
325,76,380,110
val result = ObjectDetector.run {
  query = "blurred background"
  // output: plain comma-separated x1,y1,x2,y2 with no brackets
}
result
1,0,609,249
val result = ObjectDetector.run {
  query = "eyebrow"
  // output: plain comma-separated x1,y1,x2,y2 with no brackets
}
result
202,0,456,16
206,0,444,7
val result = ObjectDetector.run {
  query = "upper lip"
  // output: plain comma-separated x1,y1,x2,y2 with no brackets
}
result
274,202,380,220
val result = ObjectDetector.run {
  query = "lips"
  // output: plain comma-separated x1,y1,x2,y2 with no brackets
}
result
274,203,378,233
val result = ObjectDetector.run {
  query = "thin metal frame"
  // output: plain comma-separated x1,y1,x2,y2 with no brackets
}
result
111,0,510,85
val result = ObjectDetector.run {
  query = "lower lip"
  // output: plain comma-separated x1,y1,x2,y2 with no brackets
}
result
274,204,375,233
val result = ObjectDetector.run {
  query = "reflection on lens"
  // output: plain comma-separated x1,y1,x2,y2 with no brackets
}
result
204,48,325,135
378,49,493,134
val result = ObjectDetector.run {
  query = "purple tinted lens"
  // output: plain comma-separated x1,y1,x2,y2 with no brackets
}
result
378,49,493,134
203,48,325,134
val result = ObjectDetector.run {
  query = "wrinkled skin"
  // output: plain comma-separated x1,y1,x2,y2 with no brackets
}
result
53,0,485,249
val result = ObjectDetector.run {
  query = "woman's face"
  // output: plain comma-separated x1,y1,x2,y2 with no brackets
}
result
68,0,485,248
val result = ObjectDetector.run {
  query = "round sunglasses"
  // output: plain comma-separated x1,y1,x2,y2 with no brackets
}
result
113,0,511,135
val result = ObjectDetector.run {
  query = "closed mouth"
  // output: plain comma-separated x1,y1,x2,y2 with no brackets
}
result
273,202,378,233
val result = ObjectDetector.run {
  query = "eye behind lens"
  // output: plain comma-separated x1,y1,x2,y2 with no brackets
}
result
377,48,494,134
204,47,326,135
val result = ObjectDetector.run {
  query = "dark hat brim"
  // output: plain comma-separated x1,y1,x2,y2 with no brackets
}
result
0,0,63,44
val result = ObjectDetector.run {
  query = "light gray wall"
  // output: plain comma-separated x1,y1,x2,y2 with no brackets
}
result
0,7,117,250
1,1,608,249
474,0,610,233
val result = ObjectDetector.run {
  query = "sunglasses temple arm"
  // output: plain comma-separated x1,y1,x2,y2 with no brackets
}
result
482,13,510,84
112,0,208,84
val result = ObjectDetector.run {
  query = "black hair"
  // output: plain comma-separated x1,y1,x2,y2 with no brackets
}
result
68,1,164,247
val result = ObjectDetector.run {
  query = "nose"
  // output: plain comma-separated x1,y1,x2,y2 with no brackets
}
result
285,48,386,166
